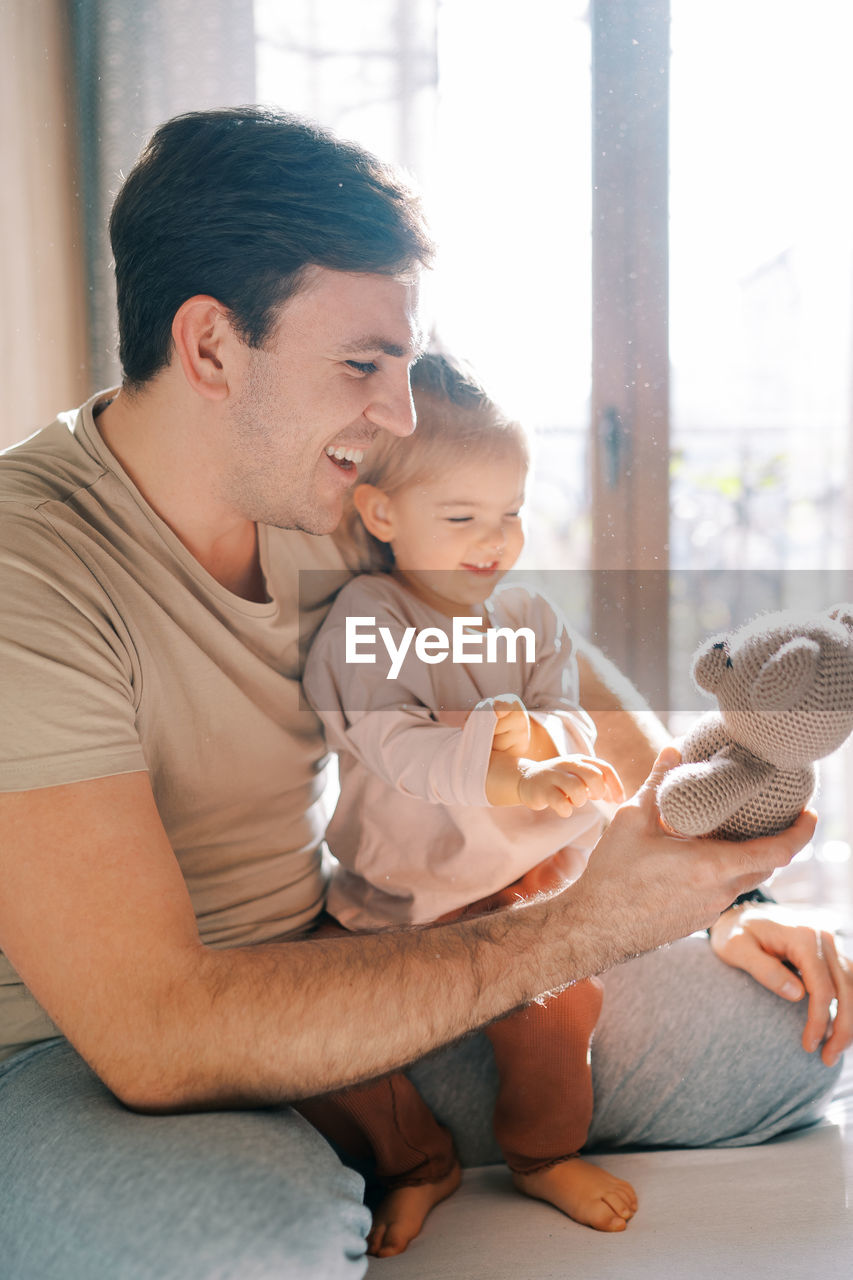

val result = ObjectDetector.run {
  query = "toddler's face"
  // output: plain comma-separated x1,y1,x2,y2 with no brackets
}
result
387,454,526,615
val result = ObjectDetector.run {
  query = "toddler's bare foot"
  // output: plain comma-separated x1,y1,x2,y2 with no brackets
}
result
513,1157,637,1232
368,1163,462,1258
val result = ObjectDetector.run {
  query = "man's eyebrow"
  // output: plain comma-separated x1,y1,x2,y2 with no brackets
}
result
339,332,428,360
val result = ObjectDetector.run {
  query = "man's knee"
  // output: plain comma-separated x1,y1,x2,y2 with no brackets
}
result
164,1145,370,1280
223,1116,371,1280
590,936,843,1149
0,1042,371,1279
4,1121,370,1280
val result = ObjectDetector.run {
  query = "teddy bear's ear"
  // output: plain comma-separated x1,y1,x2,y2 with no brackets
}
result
751,637,820,712
828,603,853,634
692,638,730,694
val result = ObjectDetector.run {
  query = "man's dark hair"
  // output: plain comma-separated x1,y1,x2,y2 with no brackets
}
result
109,106,435,388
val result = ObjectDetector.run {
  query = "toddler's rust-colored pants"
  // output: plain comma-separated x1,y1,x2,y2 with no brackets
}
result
298,859,604,1186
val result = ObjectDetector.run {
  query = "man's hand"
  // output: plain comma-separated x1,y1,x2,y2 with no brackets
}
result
516,755,624,816
558,748,818,966
490,695,531,756
710,905,852,1067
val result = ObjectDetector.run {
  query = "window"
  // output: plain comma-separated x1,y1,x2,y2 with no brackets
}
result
256,0,853,912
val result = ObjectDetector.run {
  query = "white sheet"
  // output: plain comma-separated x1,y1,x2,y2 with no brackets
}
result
369,1053,853,1278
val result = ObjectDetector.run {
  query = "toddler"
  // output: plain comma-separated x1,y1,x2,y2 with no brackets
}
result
300,352,636,1256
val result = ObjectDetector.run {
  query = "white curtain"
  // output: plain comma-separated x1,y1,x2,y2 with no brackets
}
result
68,0,257,393
2,0,257,446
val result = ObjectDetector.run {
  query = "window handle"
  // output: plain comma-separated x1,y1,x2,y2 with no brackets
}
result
599,406,629,489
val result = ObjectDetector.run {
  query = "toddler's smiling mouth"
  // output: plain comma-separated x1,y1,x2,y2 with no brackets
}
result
461,561,500,575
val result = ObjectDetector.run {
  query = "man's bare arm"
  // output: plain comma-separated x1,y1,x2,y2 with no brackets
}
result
0,761,812,1114
576,640,671,796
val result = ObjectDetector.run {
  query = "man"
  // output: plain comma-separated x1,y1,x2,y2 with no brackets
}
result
0,108,845,1279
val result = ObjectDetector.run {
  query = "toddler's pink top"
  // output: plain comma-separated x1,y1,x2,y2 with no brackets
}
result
303,574,601,928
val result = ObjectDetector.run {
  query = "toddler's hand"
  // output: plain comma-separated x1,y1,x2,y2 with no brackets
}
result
517,755,625,817
490,695,532,757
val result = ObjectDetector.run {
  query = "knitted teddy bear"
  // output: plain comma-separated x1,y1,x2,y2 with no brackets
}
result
657,604,853,840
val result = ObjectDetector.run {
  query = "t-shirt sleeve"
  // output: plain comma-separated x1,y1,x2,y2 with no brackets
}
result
0,509,146,791
303,611,495,808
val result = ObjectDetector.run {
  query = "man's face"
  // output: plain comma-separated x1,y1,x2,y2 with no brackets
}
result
223,267,423,534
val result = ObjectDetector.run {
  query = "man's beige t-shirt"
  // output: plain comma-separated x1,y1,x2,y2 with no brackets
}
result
0,392,347,1062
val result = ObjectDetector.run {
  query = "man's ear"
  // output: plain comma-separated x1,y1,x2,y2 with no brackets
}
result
171,295,237,401
353,484,395,543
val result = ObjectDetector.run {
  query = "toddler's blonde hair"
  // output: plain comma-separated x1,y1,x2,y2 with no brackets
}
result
335,350,529,572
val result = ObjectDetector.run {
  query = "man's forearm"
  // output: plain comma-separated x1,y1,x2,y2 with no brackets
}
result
120,762,814,1114
150,900,573,1111
14,766,810,1116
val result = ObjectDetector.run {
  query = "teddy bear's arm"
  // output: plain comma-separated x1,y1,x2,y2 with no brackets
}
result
657,746,775,837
